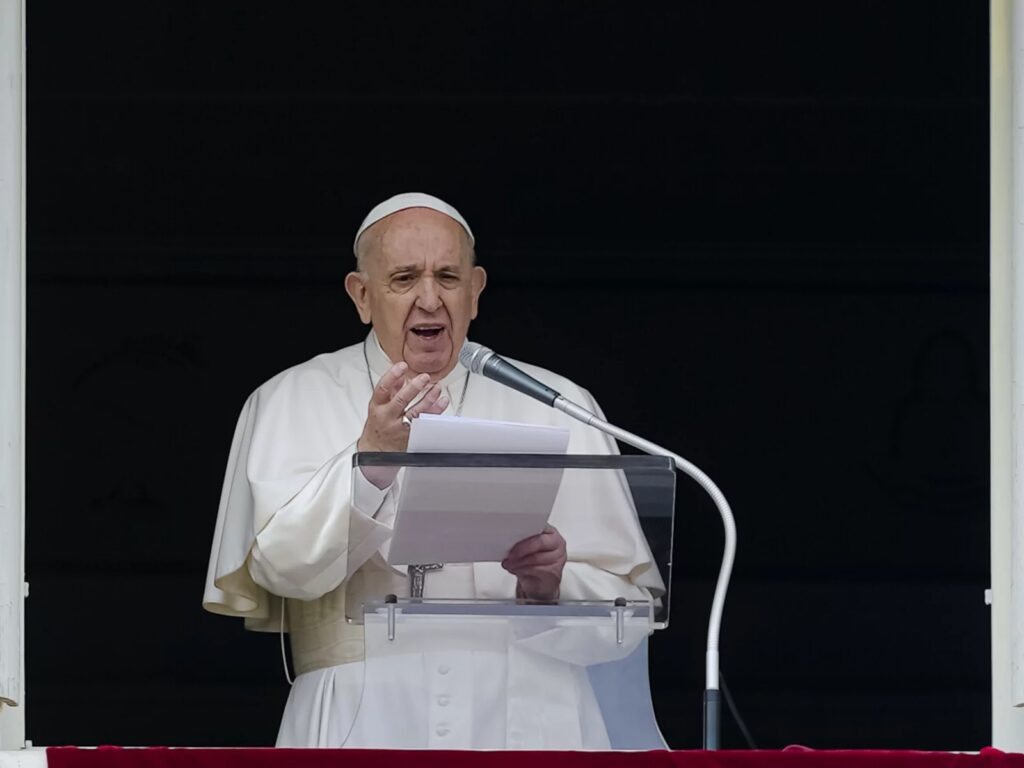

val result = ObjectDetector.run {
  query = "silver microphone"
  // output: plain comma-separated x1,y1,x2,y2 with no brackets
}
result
459,342,563,406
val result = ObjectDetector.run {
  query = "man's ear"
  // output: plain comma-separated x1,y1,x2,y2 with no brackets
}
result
469,265,487,320
344,272,373,324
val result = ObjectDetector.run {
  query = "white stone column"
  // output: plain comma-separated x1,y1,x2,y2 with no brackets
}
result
992,0,1024,750
0,0,25,751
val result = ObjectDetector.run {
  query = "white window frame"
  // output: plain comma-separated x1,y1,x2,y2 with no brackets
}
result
991,0,1024,750
0,0,26,752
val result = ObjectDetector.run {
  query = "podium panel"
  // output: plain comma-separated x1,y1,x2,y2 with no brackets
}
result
337,599,666,750
327,454,676,749
349,453,675,626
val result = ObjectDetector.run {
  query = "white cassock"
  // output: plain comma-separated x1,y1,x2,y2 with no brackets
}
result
202,332,664,749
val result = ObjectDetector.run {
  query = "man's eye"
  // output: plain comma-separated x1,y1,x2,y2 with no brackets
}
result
392,274,415,284
437,273,460,287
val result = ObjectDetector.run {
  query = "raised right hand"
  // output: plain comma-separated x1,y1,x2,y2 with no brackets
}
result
357,362,450,453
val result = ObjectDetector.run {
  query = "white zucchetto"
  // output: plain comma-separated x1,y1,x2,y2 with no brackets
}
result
352,192,475,256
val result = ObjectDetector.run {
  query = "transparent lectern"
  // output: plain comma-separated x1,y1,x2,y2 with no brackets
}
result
345,452,675,750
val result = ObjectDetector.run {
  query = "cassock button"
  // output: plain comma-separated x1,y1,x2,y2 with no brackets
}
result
437,664,451,675
437,695,450,707
436,725,450,737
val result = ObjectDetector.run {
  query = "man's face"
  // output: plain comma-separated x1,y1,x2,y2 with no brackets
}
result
345,207,487,379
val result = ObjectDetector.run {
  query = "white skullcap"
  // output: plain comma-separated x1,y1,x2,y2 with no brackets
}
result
352,192,475,256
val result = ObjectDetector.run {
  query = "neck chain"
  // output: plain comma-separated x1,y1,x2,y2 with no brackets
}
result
363,337,471,417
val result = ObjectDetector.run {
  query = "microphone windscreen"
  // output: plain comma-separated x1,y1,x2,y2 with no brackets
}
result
459,341,490,373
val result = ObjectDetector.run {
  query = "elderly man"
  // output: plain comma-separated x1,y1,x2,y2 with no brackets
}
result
202,193,660,749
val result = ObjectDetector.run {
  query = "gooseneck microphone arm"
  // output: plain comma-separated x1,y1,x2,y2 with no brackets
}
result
553,397,735,751
460,342,736,751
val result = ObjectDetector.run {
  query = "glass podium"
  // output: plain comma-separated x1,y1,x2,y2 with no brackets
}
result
340,452,675,749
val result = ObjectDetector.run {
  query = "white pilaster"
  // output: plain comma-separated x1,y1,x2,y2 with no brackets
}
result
0,0,25,751
993,0,1024,749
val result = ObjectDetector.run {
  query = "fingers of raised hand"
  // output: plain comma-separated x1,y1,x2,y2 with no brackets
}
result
362,366,432,452
424,389,451,416
407,383,449,418
372,362,409,405
389,373,432,414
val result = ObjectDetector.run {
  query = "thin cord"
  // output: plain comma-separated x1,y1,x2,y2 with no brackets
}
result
339,656,369,748
719,671,757,749
280,596,293,686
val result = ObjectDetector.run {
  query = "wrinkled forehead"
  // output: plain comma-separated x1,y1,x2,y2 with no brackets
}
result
361,208,473,270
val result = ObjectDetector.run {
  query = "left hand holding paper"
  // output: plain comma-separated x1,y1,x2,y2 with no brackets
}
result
503,524,566,602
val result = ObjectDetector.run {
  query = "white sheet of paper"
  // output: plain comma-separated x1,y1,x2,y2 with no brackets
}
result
386,415,570,566
406,413,570,454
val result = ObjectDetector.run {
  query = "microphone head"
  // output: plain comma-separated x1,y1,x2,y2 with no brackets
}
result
459,341,493,373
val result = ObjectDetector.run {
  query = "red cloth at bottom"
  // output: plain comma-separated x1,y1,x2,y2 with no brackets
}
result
45,746,1024,768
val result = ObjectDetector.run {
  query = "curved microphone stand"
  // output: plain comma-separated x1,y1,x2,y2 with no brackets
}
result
553,397,737,751
459,342,737,749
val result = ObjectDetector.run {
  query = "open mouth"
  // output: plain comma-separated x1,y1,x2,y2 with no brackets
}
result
410,325,445,340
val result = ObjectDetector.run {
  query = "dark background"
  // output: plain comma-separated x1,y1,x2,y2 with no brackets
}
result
25,1,989,750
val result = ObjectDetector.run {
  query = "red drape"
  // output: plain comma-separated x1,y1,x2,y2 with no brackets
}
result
45,747,1024,768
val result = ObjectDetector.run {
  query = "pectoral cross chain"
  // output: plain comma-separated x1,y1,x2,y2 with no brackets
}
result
407,563,444,598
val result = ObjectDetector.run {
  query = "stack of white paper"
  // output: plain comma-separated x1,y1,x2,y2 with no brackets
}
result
385,414,570,566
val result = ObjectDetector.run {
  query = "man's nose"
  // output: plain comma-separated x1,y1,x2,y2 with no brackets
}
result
414,276,442,312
